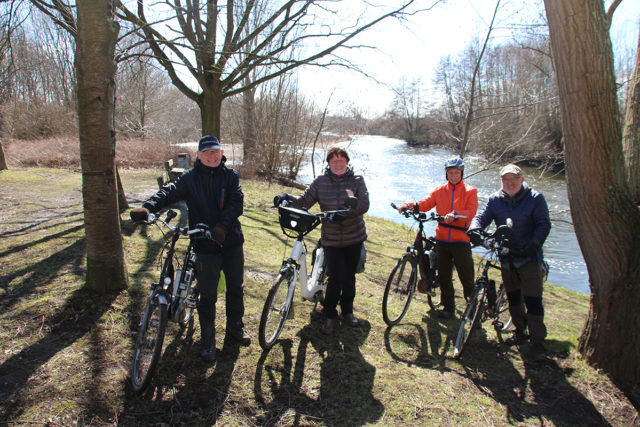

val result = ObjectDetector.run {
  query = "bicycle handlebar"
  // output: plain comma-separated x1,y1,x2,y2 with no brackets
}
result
468,221,513,254
280,200,352,218
390,202,467,222
142,210,215,240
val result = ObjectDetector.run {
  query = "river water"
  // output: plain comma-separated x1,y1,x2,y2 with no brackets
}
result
297,135,588,294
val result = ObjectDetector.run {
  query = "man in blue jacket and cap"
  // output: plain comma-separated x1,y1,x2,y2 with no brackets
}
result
131,135,250,362
469,164,551,361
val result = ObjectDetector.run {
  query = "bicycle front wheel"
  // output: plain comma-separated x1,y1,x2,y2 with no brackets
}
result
382,256,417,326
492,283,512,342
131,295,168,392
259,271,295,350
453,285,486,359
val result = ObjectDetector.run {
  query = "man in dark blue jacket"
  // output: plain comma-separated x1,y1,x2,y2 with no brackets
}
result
131,135,249,362
469,164,551,360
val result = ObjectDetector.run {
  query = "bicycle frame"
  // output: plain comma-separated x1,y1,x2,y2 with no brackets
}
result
149,213,204,322
280,237,326,304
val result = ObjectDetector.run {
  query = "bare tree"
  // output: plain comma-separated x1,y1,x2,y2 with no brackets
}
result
116,0,433,169
544,0,639,381
458,0,500,158
392,77,425,144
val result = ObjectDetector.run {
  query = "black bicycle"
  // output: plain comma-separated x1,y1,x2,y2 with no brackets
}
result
130,210,213,392
382,203,452,326
452,221,513,359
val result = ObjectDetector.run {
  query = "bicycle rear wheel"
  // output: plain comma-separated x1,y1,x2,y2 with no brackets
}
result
259,271,295,350
382,256,417,326
453,285,486,359
131,294,168,392
492,283,512,342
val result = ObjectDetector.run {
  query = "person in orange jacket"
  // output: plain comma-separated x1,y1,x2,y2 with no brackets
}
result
396,157,478,318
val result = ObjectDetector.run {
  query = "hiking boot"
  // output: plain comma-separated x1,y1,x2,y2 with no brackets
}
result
320,318,336,335
342,313,360,327
200,346,216,362
436,308,454,319
504,330,528,347
199,320,216,362
227,328,251,346
530,341,548,361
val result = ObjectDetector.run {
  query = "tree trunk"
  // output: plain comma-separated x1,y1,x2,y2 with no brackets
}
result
242,85,258,175
116,166,129,213
0,140,7,170
544,0,640,381
623,24,640,204
76,0,128,291
199,87,223,138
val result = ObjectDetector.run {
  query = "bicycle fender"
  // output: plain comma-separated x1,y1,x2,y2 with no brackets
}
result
155,293,169,306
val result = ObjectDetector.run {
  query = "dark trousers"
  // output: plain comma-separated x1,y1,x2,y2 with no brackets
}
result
501,260,547,341
195,245,245,333
323,242,363,319
435,241,475,311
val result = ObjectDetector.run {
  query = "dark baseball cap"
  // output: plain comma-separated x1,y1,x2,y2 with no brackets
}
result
198,135,221,151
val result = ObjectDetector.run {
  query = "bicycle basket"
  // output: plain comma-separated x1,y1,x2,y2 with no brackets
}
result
278,206,319,234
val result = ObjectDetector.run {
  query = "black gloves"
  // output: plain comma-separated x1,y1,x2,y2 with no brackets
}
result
211,224,228,245
328,211,348,223
467,229,484,247
130,207,150,222
273,193,291,207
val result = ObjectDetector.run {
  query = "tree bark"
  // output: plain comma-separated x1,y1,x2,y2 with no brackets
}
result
76,0,128,291
544,0,640,381
242,85,258,175
198,87,223,139
0,140,7,170
623,23,640,204
116,166,129,213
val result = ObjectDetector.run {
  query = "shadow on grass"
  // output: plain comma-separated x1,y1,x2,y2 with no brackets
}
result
0,285,119,422
458,330,609,425
0,237,86,311
0,223,84,260
254,317,383,426
381,310,458,371
0,208,83,239
118,320,242,425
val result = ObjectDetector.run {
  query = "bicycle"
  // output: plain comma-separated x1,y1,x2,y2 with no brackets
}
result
130,209,213,392
258,197,357,350
382,203,466,326
452,221,514,359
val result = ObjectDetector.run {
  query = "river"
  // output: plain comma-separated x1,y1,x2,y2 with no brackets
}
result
296,135,588,294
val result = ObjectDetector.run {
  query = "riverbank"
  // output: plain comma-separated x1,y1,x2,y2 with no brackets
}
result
1,167,637,425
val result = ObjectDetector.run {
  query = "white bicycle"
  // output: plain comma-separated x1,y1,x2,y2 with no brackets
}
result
258,197,357,350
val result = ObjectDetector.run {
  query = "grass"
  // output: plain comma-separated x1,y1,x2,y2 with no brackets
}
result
1,167,638,426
